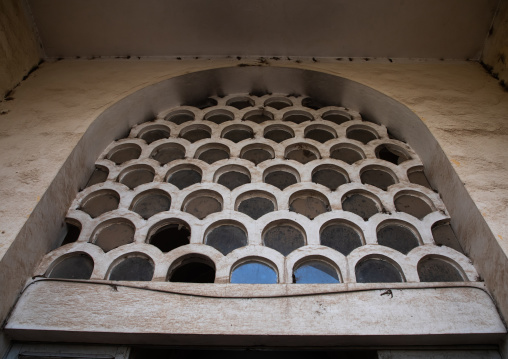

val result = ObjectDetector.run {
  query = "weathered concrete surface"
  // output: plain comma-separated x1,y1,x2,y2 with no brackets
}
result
0,59,507,351
28,0,497,60
482,0,508,86
0,0,41,98
5,281,505,345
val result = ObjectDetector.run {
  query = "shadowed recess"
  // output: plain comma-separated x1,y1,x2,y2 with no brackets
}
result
342,193,379,220
60,222,81,246
361,169,396,190
356,258,403,283
347,129,377,144
394,194,433,219
109,256,154,281
322,111,351,125
198,148,229,164
205,110,234,124
165,110,194,125
80,190,119,218
286,148,318,164
265,170,298,190
218,171,250,190
184,196,222,219
170,261,215,283
151,144,185,165
264,128,294,143
139,127,170,144
180,128,211,143
312,168,348,190
418,257,464,282
206,225,248,255
320,223,362,255
119,167,154,189
149,223,190,252
241,148,273,165
377,144,409,165
238,197,274,219
305,128,335,143
264,225,305,256
330,147,364,164
167,169,201,189
48,254,94,280
107,144,142,165
131,190,171,219
227,97,254,109
377,224,419,254
408,170,433,189
85,166,109,188
223,128,253,143
289,195,329,219
432,223,464,254
93,220,135,252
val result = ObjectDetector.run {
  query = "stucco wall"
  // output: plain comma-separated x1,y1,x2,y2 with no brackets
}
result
0,0,41,98
482,0,508,87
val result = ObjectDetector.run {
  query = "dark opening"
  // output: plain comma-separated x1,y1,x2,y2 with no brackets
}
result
264,98,292,110
181,129,211,143
356,258,403,283
312,169,348,190
286,148,318,164
289,196,329,219
80,190,119,218
242,148,273,165
140,128,170,144
244,111,272,124
377,145,409,165
110,256,154,281
61,222,81,246
408,170,433,189
265,170,298,190
330,147,363,164
198,149,229,164
284,112,313,124
227,97,254,110
361,169,396,190
322,112,351,125
394,194,433,219
119,168,154,189
149,223,190,252
218,171,250,190
151,146,185,165
377,224,419,254
347,129,377,144
418,257,464,282
167,169,201,189
264,129,293,143
165,112,194,125
264,225,305,256
305,129,335,143
49,254,93,280
184,196,222,219
206,111,233,124
231,262,277,284
183,98,217,109
432,223,464,254
206,225,248,255
131,191,171,219
108,145,141,165
85,166,109,188
238,197,275,219
302,97,326,110
94,220,135,252
294,261,340,284
170,261,215,283
320,224,362,255
342,194,379,220
223,129,253,143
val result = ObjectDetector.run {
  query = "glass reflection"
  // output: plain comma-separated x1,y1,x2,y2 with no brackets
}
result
294,261,340,284
231,262,277,284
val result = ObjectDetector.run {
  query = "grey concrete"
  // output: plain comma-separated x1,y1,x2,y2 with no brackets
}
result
28,0,497,60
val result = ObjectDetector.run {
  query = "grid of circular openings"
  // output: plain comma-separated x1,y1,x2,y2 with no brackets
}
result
44,92,474,286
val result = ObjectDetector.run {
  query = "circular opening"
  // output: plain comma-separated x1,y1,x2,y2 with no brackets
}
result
179,124,211,143
355,257,404,283
376,144,410,165
418,256,464,282
60,220,82,246
138,125,170,144
408,168,432,189
263,125,294,143
182,191,223,219
240,143,274,165
289,190,330,219
312,165,349,190
226,96,254,110
150,143,185,165
346,126,378,144
167,166,202,189
341,192,381,220
304,125,336,143
431,222,464,254
330,144,365,164
283,110,314,124
205,223,248,255
165,109,195,125
394,193,434,219
80,189,120,218
293,260,340,284
231,260,278,284
107,143,142,165
109,255,154,281
243,109,274,124
377,222,420,254
184,98,218,109
130,189,171,219
148,221,190,252
264,97,293,110
85,165,109,188
222,125,254,143
216,166,251,190
48,253,94,280
118,165,155,189
168,255,216,283
91,218,135,252
285,143,320,164
320,221,363,255
263,221,306,256
301,97,326,110
264,166,300,190
204,109,234,124
236,191,276,220
322,110,352,125
195,144,230,164
360,167,397,190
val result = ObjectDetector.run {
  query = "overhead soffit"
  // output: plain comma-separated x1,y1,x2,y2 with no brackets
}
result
28,0,498,59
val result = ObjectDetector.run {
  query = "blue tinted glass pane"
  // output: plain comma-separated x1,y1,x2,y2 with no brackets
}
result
231,262,277,284
294,261,340,284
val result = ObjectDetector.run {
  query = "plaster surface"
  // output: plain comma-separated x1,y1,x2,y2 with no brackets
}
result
482,0,508,86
